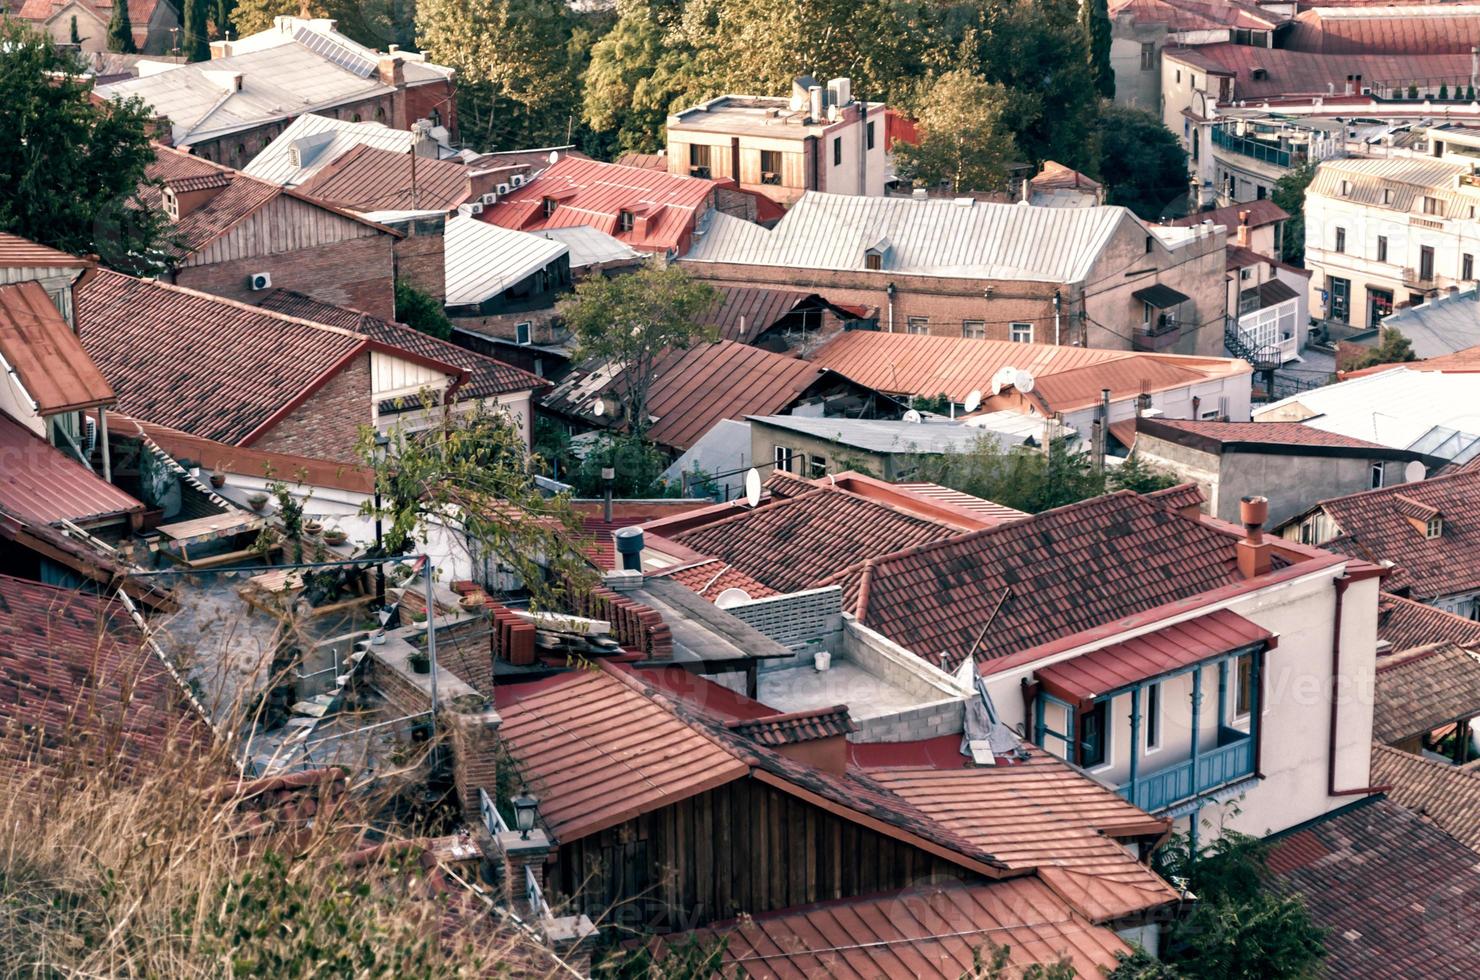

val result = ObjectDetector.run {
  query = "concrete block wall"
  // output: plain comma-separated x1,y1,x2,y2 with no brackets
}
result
730,587,844,658
840,616,966,702
854,698,965,743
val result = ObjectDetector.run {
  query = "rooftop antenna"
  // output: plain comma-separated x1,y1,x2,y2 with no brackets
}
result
549,149,559,165
744,467,762,507
592,397,605,417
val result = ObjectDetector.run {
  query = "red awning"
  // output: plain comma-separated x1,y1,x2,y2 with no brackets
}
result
1036,609,1275,703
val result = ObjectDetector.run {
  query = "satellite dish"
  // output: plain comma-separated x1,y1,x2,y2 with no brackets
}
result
715,587,753,609
1403,460,1426,483
1015,370,1036,394
548,150,559,165
744,467,762,507
990,377,1004,396
963,389,983,414
1000,366,1019,388
592,397,605,417
902,409,923,424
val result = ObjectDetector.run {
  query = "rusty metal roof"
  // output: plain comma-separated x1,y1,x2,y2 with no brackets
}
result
0,412,143,525
1285,5,1480,54
296,144,472,212
0,280,114,414
1035,609,1274,703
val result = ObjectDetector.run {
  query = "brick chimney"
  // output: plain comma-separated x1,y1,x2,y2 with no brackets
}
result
1236,495,1273,579
1236,210,1250,248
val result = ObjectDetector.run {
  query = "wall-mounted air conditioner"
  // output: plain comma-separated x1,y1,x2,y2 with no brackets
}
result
470,202,484,214
511,173,526,187
497,182,511,195
249,272,272,290
481,192,497,205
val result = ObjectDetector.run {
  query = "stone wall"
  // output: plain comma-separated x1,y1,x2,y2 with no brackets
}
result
252,352,371,463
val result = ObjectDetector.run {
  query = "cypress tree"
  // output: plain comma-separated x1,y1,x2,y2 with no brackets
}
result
107,0,137,53
1081,0,1114,100
69,14,80,44
182,0,210,61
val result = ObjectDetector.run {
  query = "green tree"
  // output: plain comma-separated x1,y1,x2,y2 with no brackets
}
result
69,14,81,44
1347,327,1416,371
394,279,452,340
0,21,174,274
1271,161,1316,264
182,0,211,60
417,0,583,150
1081,0,1113,99
893,69,1018,193
912,437,1106,514
232,0,397,49
107,0,137,52
1110,451,1180,494
1097,105,1188,220
559,263,718,440
582,0,697,153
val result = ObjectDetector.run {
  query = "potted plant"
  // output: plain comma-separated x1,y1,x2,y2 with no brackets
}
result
389,564,413,585
247,492,269,512
459,592,486,612
323,528,348,546
409,651,431,674
303,519,324,537
370,628,388,646
210,469,226,489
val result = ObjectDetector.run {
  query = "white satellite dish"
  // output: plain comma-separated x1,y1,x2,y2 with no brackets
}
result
715,587,753,609
592,397,605,417
548,150,559,165
1403,459,1426,483
902,409,923,424
744,467,762,507
963,389,983,414
999,366,1019,388
1015,370,1036,394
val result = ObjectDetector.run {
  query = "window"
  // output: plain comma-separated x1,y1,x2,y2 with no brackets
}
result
618,210,634,232
1334,226,1346,253
1235,654,1254,717
1009,322,1033,343
1426,515,1444,539
760,149,782,185
1340,179,1352,196
1145,235,1153,254
1144,683,1161,751
1239,266,1253,281
1420,245,1436,282
865,252,883,270
162,187,179,220
1382,188,1392,205
1256,185,1267,200
689,143,711,178
1176,70,1181,84
1423,195,1442,216
350,113,361,123
906,316,929,335
1141,42,1155,70
1466,253,1476,280
542,197,557,217
515,322,532,345
1370,462,1384,489
808,455,828,479
1079,700,1108,768
866,121,876,150
1377,236,1388,263
833,136,842,166
428,108,442,128
1329,276,1350,322
375,106,386,121
773,445,793,473
962,320,986,339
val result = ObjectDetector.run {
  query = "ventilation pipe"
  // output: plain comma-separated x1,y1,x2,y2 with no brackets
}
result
808,85,824,124
614,527,644,572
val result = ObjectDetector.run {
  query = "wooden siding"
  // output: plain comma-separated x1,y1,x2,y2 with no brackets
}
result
181,195,384,268
547,775,970,933
370,349,451,399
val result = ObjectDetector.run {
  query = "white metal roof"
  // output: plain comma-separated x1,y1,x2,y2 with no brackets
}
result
745,412,1067,453
243,113,414,186
1254,368,1480,449
535,226,641,270
685,192,1139,283
443,216,567,307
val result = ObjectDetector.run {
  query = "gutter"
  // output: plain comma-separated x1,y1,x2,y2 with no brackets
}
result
1327,573,1391,797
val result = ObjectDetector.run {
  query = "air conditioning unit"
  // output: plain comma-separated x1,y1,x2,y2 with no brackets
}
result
497,182,510,195
457,203,474,217
469,202,484,214
249,272,272,290
481,192,497,205
510,173,526,187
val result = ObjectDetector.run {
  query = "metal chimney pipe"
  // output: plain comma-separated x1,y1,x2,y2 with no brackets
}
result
809,85,824,125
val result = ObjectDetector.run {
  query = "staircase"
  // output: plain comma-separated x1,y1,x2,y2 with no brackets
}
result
252,633,375,776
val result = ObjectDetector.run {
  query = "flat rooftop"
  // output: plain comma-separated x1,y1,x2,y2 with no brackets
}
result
758,661,924,722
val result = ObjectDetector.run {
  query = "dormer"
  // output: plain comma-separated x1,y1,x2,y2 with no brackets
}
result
864,235,891,271
288,132,334,170
161,171,231,220
1392,494,1442,538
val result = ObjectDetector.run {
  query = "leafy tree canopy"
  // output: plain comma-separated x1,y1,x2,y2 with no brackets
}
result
1347,327,1416,371
394,280,453,340
1271,161,1316,264
893,69,1018,193
1097,105,1189,220
232,0,400,51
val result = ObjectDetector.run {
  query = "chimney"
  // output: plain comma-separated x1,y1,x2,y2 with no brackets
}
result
1236,209,1250,248
378,55,406,88
1236,495,1273,579
808,85,824,124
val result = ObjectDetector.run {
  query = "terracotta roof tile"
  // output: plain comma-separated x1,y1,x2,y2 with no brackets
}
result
0,413,143,525
654,560,780,600
1266,797,1480,977
0,232,89,269
0,280,114,413
666,878,1132,979
727,705,857,746
77,270,366,445
669,485,964,594
1376,593,1480,652
1371,744,1480,853
894,482,1031,522
1146,481,1207,513
1030,160,1101,191
1372,642,1480,744
295,144,472,212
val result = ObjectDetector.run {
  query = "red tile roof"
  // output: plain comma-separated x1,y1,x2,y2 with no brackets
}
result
1372,642,1480,745
1167,198,1289,230
1137,417,1414,458
0,280,114,413
1036,609,1273,703
868,750,1178,922
1266,797,1480,977
14,0,162,32
665,485,964,595
834,491,1309,672
1165,43,1475,101
809,331,1249,410
1110,0,1282,31
0,412,143,526
1030,160,1101,192
665,878,1132,979
1284,6,1480,54
0,232,89,269
0,574,211,781
1146,480,1207,513
1316,469,1480,600
655,559,780,600
1376,593,1480,653
77,271,462,446
480,157,721,255
1370,744,1480,853
295,144,472,213
256,290,545,398
726,705,857,746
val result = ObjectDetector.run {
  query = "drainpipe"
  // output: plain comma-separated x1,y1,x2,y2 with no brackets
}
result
1328,574,1392,797
886,282,896,332
1053,290,1062,346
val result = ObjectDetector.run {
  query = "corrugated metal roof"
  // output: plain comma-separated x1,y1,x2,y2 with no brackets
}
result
0,412,143,525
1381,287,1480,359
686,192,1137,283
242,113,415,186
1255,368,1480,451
0,280,114,414
1167,199,1289,229
296,144,470,212
1165,43,1475,100
1285,5,1480,54
0,232,87,270
533,225,640,270
748,414,1021,454
443,216,566,307
1035,609,1274,702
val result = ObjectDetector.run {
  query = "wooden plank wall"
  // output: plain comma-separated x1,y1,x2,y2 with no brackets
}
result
548,775,967,933
183,196,383,267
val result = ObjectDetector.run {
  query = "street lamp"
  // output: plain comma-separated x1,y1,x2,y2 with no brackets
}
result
512,789,539,840
373,432,390,608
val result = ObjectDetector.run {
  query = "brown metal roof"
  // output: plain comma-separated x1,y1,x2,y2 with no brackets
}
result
1168,198,1289,229
0,412,143,525
295,144,472,213
1285,6,1480,54
0,280,114,414
0,232,89,269
1165,43,1475,100
703,285,831,344
1137,417,1415,458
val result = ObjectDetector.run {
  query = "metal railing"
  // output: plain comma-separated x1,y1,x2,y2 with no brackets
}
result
479,787,511,836
1212,127,1291,168
525,865,550,921
1118,731,1254,813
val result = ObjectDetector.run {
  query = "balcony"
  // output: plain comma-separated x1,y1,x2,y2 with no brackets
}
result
1118,727,1255,814
1133,315,1181,352
1211,127,1292,168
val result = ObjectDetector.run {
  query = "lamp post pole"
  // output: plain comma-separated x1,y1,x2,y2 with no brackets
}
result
374,433,389,608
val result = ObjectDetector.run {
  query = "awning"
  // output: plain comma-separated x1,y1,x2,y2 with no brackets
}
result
1036,609,1275,703
1257,279,1299,307
1133,283,1191,309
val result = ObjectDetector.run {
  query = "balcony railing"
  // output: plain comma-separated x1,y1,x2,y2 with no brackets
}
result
1212,127,1293,168
1117,728,1255,813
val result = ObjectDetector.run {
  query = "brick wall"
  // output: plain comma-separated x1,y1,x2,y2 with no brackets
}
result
448,707,501,823
451,306,564,346
567,585,673,660
366,656,433,716
175,236,396,321
433,615,495,696
393,226,447,302
251,352,371,463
